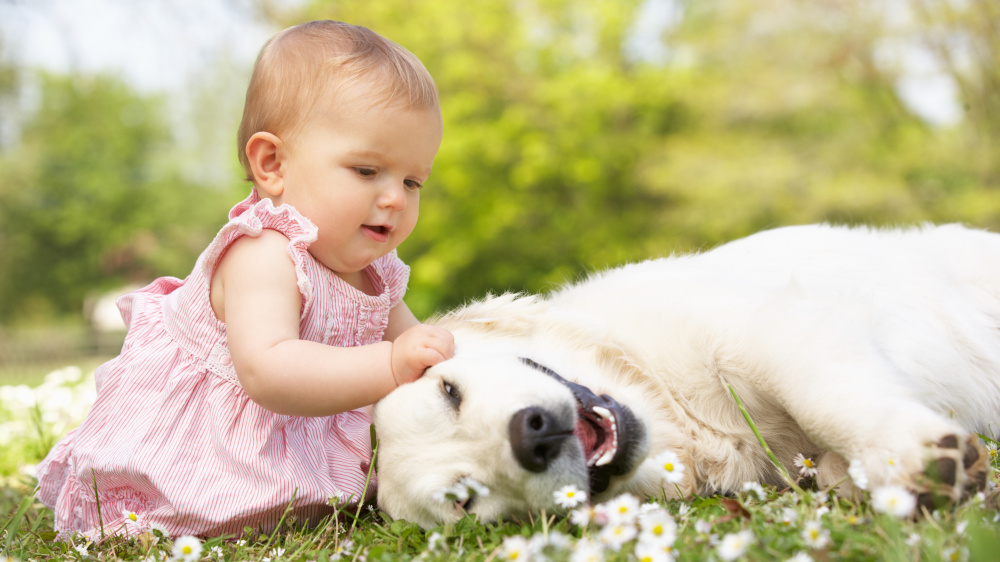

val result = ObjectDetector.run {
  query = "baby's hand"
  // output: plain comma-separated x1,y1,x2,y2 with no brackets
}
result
390,324,455,386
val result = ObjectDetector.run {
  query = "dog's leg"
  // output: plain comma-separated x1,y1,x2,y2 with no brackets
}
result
739,307,989,507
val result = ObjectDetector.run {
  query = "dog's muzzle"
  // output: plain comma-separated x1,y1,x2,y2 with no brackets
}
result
517,358,644,495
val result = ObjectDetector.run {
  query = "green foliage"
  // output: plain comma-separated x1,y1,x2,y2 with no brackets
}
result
292,0,1000,318
0,74,234,323
2,0,1000,322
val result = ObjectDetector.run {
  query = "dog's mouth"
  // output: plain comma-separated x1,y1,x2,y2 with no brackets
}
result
519,358,644,496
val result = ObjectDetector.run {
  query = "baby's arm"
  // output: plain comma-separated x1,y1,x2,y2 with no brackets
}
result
215,230,450,416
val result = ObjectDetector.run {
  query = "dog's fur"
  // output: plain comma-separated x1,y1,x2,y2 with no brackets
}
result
373,224,999,528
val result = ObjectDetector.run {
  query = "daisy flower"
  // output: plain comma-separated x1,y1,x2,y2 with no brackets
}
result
570,505,597,527
601,493,641,524
717,529,755,561
635,540,673,562
331,540,354,561
986,441,998,461
653,450,686,484
639,509,677,545
793,453,818,477
599,521,638,550
779,507,798,527
787,553,814,562
741,481,765,499
499,535,531,561
172,535,202,562
848,459,868,490
553,484,587,509
872,484,916,518
943,546,969,562
801,520,830,549
570,538,604,562
459,476,491,498
74,543,90,558
883,452,902,472
905,533,922,547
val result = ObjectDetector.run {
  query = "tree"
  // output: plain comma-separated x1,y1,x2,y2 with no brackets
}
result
0,74,231,322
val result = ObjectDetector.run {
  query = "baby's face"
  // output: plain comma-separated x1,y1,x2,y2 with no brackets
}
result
278,91,443,280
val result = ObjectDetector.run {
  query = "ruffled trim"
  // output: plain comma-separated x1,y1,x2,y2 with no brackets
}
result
202,190,320,319
375,250,410,309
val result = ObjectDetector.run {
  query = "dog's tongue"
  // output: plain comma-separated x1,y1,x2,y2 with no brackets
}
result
575,405,618,467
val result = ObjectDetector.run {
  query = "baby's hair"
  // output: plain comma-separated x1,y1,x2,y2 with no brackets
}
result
237,20,439,181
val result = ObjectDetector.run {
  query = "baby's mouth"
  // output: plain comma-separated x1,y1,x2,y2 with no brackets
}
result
363,224,392,240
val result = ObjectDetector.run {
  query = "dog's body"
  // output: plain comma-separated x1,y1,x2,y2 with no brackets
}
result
374,224,999,528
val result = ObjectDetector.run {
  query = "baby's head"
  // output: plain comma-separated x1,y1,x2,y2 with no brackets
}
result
237,20,440,182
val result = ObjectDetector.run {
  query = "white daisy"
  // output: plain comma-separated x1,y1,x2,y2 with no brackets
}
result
801,520,830,549
553,484,587,509
793,453,818,477
638,509,677,545
848,459,869,490
270,546,286,558
943,546,968,562
599,521,638,550
600,493,641,524
741,482,766,499
634,540,672,562
569,538,604,562
172,535,202,562
787,552,814,562
905,533,922,547
779,507,798,527
717,529,754,561
459,476,491,498
872,484,916,518
986,441,998,462
653,450,687,484
499,535,531,561
883,452,902,472
569,505,596,527
74,543,90,558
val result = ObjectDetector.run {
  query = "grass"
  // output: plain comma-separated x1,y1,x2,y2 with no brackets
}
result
1,368,999,561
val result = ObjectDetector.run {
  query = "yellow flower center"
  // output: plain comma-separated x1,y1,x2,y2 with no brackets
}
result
128,513,137,521
182,546,192,554
804,458,815,468
652,524,663,535
664,463,674,472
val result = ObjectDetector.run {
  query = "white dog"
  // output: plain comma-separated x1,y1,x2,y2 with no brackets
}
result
373,224,997,528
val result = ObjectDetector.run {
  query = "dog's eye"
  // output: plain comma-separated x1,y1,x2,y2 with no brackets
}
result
442,380,462,408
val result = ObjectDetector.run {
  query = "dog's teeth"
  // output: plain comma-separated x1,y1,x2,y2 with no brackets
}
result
595,449,616,466
592,406,612,419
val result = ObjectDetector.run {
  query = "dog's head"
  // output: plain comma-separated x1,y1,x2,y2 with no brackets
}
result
373,343,650,528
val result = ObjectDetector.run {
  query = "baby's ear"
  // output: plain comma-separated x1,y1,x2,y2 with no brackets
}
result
245,132,285,198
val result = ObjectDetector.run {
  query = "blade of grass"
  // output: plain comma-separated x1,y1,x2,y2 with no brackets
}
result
727,384,804,494
2,494,34,556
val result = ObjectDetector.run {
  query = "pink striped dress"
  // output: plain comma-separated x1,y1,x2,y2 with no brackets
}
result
35,190,409,538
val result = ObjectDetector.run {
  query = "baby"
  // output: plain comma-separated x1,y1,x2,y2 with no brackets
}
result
35,20,454,538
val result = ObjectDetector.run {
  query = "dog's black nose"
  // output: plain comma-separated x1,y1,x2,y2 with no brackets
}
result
509,406,571,472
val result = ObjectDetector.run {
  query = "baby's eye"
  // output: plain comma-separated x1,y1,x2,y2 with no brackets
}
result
404,179,423,190
354,167,377,177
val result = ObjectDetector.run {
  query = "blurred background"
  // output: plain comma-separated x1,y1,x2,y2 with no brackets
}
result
1,0,999,383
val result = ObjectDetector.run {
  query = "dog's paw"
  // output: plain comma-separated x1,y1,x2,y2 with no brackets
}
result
914,434,988,512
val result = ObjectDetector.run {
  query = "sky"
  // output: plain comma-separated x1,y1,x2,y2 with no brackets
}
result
0,0,279,93
0,0,963,126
